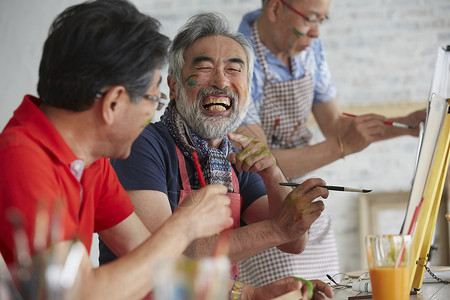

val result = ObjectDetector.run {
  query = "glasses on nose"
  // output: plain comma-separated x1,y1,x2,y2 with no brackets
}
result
142,92,168,111
279,0,328,28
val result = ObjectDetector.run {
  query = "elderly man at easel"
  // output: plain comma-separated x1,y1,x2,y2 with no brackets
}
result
235,0,426,285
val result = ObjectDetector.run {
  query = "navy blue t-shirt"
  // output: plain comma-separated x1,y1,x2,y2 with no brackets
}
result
99,122,267,264
111,122,266,212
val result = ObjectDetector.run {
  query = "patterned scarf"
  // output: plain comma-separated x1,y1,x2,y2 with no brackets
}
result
161,101,234,192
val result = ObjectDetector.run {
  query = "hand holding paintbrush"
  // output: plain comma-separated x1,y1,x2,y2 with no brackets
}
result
191,151,233,239
192,150,229,241
343,113,417,130
279,182,372,193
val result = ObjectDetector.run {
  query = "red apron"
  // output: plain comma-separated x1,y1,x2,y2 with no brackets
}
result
175,146,242,278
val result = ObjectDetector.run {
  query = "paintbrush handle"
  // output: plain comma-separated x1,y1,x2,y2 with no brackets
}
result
324,185,366,192
279,182,299,187
192,151,206,187
323,185,346,191
279,183,372,193
343,113,416,130
388,121,417,130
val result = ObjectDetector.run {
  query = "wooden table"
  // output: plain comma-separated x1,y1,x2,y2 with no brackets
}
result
328,282,449,300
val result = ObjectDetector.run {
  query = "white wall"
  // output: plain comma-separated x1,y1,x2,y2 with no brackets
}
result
1,0,449,272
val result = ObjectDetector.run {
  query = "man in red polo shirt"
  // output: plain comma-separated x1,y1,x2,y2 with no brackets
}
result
0,1,233,299
0,1,333,299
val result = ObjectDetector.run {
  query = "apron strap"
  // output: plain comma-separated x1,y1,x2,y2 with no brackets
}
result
231,166,239,193
251,20,271,79
176,145,239,193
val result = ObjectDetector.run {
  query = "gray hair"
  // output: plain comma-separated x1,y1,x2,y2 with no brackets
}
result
168,12,254,94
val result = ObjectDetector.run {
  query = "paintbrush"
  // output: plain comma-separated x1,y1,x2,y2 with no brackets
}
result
59,240,85,289
0,249,22,300
343,113,417,130
7,209,32,278
7,208,34,298
34,200,49,252
279,182,372,193
192,151,206,187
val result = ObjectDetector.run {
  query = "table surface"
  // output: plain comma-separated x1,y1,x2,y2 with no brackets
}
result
324,267,450,300
328,282,449,300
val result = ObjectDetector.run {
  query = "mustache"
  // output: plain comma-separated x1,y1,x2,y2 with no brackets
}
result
197,87,238,104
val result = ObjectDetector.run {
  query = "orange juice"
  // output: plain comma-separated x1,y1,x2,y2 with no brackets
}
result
369,266,410,300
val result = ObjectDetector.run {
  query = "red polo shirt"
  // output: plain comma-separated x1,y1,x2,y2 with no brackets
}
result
0,95,134,264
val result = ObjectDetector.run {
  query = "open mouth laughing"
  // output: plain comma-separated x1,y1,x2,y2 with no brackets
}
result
202,96,232,111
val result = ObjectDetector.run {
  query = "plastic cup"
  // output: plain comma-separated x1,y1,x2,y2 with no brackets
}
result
365,234,412,300
153,256,230,300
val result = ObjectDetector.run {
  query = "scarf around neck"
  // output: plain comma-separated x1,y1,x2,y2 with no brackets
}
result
161,102,234,192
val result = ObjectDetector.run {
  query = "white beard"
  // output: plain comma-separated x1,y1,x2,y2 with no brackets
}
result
175,85,249,140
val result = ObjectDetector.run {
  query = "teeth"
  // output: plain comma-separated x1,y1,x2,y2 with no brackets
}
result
203,97,230,106
206,105,227,111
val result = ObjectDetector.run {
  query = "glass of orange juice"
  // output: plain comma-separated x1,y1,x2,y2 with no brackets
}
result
365,234,412,300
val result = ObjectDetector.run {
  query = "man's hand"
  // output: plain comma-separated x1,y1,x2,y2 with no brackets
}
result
244,277,301,300
176,184,233,240
271,178,329,243
309,280,334,300
241,277,333,300
228,133,277,173
227,133,278,179
400,109,426,137
341,113,386,155
342,109,426,153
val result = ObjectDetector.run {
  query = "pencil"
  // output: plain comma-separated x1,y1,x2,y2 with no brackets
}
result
343,113,417,130
279,182,372,193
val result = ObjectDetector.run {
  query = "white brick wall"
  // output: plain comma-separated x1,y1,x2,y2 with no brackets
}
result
1,0,449,273
322,0,450,105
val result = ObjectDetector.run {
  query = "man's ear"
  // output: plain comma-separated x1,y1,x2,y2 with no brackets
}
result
266,0,282,23
101,86,127,125
167,75,178,101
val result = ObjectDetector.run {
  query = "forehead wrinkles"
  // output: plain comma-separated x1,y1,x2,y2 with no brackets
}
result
186,36,246,60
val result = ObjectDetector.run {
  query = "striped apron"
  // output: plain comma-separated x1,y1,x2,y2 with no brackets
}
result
237,21,339,285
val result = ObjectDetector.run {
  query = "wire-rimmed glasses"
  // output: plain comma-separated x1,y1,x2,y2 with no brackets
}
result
279,0,328,28
326,272,370,289
142,92,168,111
95,91,168,111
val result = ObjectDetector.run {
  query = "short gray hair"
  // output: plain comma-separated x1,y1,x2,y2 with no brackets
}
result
168,12,254,93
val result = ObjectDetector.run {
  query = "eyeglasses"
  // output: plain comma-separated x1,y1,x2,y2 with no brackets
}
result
142,92,168,111
326,272,370,290
279,0,328,28
95,91,168,111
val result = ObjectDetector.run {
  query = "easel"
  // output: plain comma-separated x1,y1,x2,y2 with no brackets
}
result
409,97,450,290
405,46,450,290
